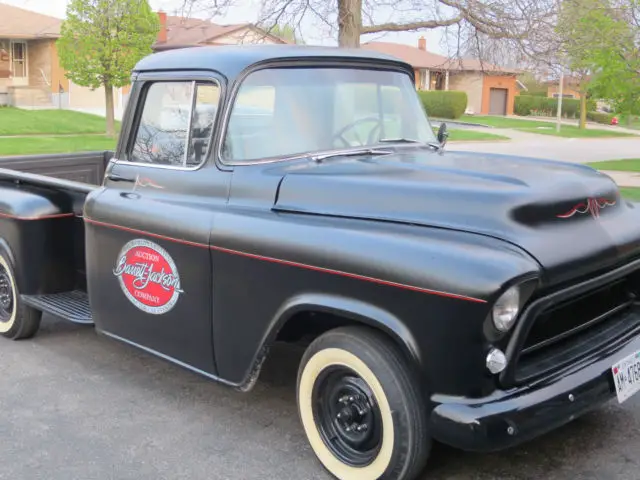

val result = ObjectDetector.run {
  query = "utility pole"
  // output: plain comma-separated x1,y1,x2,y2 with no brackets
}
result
556,69,564,133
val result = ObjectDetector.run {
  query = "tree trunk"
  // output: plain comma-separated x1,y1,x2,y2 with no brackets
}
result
337,0,362,48
627,112,633,127
579,93,587,129
105,84,115,136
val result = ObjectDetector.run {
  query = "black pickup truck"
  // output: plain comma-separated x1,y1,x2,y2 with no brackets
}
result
1,45,639,480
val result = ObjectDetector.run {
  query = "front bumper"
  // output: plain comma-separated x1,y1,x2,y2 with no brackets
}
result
430,329,640,452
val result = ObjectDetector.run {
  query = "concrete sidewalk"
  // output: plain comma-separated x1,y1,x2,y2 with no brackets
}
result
448,136,640,164
599,170,640,187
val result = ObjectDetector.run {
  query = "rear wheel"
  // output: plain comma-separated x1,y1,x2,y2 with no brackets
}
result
0,253,41,340
297,326,430,480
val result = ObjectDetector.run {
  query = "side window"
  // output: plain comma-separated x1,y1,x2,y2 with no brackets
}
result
129,81,219,167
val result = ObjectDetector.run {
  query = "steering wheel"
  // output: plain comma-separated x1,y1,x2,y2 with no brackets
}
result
333,116,383,148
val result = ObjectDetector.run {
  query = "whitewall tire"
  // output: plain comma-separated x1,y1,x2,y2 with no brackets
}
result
297,326,430,480
0,253,41,340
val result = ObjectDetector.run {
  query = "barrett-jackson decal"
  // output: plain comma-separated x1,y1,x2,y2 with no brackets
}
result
113,239,183,314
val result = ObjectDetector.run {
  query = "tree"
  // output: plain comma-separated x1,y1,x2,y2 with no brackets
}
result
181,0,557,49
57,0,160,135
553,0,625,128
587,0,640,125
475,0,627,129
268,23,305,43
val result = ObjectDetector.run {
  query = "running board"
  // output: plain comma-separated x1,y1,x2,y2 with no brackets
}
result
21,290,93,325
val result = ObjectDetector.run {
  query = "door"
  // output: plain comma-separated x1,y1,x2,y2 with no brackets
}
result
10,41,27,86
84,73,231,375
489,88,508,115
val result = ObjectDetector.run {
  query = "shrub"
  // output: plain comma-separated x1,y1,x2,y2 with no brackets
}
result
418,90,468,119
515,95,592,118
587,111,615,124
514,95,536,116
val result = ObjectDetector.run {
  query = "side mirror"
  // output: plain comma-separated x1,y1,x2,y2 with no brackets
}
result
437,122,449,146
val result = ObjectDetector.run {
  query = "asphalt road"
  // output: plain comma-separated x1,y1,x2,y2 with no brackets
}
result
1,315,639,480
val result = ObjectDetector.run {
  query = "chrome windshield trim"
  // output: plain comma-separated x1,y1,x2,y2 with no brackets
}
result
220,143,429,167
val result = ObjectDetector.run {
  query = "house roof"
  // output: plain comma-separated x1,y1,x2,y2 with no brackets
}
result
0,3,61,39
361,41,517,74
544,75,589,87
155,15,287,48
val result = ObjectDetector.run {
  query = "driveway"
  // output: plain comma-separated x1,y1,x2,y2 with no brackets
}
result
448,131,640,164
1,316,638,479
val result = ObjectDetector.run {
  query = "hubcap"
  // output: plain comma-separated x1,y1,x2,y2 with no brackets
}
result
312,366,383,467
0,268,13,323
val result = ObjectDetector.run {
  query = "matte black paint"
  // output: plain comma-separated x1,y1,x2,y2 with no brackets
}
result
0,45,638,458
431,311,640,450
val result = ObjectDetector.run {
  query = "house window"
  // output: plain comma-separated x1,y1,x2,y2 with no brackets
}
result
11,41,26,78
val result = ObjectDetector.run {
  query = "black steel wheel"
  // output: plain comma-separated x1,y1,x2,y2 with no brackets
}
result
0,253,41,340
0,264,14,324
297,326,430,480
312,365,384,467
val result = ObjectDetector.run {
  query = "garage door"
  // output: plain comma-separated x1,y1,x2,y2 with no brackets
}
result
489,88,508,115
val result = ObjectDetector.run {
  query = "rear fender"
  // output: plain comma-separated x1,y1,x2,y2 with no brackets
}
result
0,184,78,294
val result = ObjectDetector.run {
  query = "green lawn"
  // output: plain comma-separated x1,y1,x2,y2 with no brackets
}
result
618,115,640,130
460,115,554,129
446,130,510,141
461,114,637,138
619,187,640,201
0,107,120,135
519,125,635,138
0,135,116,156
586,159,640,172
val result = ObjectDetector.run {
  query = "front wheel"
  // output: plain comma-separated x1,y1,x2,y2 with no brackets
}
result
297,326,430,480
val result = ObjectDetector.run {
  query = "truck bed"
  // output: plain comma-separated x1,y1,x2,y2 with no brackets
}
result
0,151,112,325
0,150,112,186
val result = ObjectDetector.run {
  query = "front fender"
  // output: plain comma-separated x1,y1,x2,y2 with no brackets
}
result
273,292,421,363
236,292,422,392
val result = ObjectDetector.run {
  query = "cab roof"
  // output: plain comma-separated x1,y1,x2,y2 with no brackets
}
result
133,44,415,82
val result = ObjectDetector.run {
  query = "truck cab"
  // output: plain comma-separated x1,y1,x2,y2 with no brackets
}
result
0,45,639,480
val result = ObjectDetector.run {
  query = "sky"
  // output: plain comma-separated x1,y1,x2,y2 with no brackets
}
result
5,0,450,55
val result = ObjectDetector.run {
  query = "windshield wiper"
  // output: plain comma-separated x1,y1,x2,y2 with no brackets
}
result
378,137,441,152
311,148,393,163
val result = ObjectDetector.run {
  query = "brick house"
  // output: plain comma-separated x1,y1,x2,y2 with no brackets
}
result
362,37,520,116
545,75,586,99
0,3,68,107
152,11,288,51
0,3,134,111
0,4,286,114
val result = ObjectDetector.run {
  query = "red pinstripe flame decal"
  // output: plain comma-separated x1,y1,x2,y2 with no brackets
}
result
135,176,165,189
84,217,487,304
557,197,616,219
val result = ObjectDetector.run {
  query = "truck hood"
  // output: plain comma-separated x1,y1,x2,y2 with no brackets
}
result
273,149,640,286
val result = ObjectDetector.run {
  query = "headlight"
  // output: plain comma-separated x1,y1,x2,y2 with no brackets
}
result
492,286,520,332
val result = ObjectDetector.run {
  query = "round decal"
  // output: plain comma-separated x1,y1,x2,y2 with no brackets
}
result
112,239,184,314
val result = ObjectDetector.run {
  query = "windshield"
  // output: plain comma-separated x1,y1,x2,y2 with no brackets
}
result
221,67,436,163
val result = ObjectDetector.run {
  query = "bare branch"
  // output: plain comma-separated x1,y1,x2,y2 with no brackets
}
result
361,16,462,34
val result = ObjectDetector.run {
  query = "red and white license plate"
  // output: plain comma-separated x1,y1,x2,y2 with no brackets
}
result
612,350,640,403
